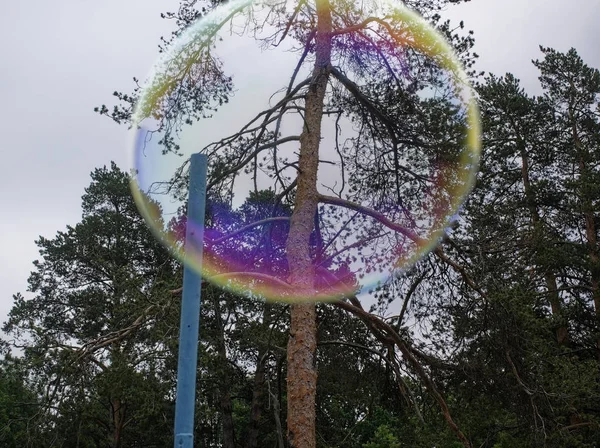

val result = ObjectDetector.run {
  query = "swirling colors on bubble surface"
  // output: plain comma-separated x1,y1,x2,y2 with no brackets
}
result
129,0,481,302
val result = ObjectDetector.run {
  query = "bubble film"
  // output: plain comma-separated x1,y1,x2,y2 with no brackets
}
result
129,0,481,302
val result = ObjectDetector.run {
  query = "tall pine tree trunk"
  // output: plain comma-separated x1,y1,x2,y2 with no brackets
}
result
519,143,569,345
111,397,126,448
572,120,600,359
285,1,332,446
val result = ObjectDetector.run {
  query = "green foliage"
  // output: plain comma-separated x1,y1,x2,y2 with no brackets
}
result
412,46,600,447
363,425,401,448
0,356,40,447
2,163,181,446
4,0,600,445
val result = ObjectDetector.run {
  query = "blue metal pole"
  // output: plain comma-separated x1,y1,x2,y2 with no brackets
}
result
174,153,207,448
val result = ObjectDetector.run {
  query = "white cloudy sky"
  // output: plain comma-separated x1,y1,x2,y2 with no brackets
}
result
1,0,599,329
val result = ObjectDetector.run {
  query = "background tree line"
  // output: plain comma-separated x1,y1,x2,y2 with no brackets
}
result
1,0,599,446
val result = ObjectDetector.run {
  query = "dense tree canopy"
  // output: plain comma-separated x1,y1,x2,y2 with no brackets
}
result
104,0,480,446
1,0,599,446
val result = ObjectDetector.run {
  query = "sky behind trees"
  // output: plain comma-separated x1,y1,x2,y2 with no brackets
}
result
1,0,599,325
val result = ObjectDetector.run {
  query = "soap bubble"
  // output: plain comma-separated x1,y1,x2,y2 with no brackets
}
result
129,0,480,302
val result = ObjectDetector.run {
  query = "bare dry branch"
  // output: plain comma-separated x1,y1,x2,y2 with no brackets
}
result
334,298,472,448
318,193,422,242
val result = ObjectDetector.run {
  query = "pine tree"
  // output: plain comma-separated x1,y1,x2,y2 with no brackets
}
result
97,0,479,446
3,164,181,446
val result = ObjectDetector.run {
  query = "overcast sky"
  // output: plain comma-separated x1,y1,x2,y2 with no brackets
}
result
1,0,599,329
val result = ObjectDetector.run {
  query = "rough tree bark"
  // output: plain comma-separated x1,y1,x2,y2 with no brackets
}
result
571,117,600,359
285,0,332,447
111,396,126,448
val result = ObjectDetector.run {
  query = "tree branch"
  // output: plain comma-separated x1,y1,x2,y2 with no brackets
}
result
334,298,472,448
397,270,427,327
433,246,488,300
318,193,422,242
319,339,425,424
209,217,290,245
330,66,431,183
207,135,301,190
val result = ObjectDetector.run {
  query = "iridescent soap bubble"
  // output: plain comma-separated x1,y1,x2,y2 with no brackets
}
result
129,0,481,302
